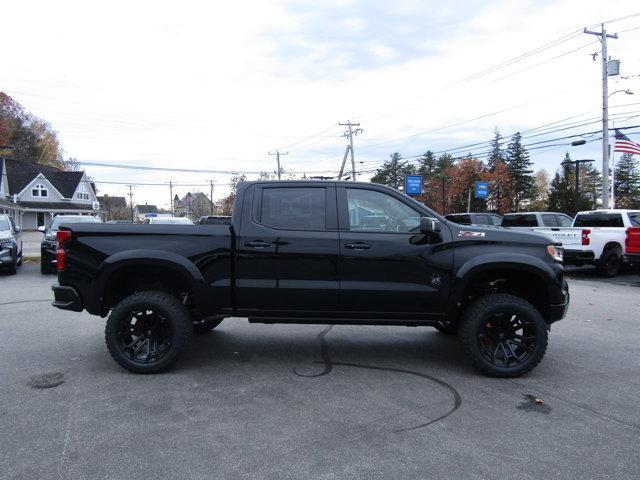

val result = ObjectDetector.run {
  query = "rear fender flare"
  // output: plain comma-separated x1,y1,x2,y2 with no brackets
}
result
95,250,207,308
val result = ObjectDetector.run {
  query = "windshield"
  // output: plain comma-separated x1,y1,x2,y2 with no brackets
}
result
51,216,101,230
0,217,11,231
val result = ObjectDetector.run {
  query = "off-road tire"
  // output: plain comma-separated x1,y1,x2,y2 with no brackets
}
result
596,247,621,277
193,317,223,334
105,291,192,374
458,293,548,378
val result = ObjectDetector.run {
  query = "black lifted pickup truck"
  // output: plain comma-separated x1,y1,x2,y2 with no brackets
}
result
52,181,569,377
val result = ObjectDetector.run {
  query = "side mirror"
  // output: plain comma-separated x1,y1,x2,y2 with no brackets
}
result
14,226,21,233
37,226,46,233
420,217,441,234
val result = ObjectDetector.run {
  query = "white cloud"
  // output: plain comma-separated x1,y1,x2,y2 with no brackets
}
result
1,0,639,208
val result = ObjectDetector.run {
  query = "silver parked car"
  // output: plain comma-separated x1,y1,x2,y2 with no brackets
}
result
0,214,23,275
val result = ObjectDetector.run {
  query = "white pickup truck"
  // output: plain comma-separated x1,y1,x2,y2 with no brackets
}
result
536,209,640,277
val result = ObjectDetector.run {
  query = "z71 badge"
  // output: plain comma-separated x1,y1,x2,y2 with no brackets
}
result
458,230,486,238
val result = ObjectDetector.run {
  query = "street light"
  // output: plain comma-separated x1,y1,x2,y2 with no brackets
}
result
561,158,595,215
609,89,634,97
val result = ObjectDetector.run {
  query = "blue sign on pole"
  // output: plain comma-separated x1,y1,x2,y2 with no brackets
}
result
405,175,423,196
475,181,489,199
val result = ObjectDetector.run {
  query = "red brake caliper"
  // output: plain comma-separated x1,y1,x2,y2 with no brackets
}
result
483,322,493,346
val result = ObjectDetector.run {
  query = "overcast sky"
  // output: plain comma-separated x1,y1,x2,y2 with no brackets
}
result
3,0,640,208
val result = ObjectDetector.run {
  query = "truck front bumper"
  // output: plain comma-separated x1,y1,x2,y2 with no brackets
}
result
548,280,570,323
52,284,83,312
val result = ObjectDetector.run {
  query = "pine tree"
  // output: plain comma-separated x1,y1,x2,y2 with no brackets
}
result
614,153,640,208
488,127,504,171
435,153,454,175
371,153,415,190
416,150,437,179
548,171,571,214
547,153,594,213
505,132,535,210
581,163,601,209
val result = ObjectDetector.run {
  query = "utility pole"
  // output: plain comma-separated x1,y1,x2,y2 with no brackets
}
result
169,181,173,215
268,150,288,180
209,180,214,215
339,121,363,181
441,177,447,214
584,24,618,209
337,145,350,180
127,184,134,223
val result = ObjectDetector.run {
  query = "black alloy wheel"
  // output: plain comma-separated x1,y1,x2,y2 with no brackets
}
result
459,293,548,377
476,313,536,368
105,291,192,373
597,248,621,277
116,309,174,364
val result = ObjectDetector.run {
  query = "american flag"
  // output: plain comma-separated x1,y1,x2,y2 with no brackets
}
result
614,129,640,155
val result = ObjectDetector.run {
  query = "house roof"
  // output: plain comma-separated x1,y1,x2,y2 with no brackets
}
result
136,204,158,214
3,159,86,198
47,170,85,198
97,195,127,208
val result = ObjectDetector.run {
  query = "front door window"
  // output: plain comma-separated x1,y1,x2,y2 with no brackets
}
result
346,188,420,233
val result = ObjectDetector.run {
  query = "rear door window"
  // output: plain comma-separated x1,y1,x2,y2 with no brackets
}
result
259,187,326,231
490,215,503,226
541,214,559,227
501,214,538,227
557,214,573,227
473,215,490,225
446,215,471,225
574,213,624,227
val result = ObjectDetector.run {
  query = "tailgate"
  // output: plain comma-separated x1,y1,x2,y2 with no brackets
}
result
626,227,640,254
533,227,582,247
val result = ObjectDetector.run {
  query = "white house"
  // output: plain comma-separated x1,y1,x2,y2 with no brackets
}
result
0,158,100,229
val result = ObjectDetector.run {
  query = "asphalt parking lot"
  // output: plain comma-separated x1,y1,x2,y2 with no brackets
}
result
1,265,639,480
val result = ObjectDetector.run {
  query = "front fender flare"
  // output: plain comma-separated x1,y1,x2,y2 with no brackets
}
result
448,253,559,317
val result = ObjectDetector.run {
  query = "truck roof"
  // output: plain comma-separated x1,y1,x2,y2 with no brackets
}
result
503,211,570,216
576,209,640,215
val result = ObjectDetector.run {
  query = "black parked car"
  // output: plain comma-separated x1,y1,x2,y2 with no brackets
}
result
0,214,23,275
40,215,102,274
445,213,503,226
52,181,569,377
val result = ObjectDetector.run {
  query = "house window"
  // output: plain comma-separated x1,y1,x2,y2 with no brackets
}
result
75,183,90,201
32,183,48,198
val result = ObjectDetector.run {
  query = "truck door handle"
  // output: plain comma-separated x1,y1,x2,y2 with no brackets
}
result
345,242,371,250
244,241,271,249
